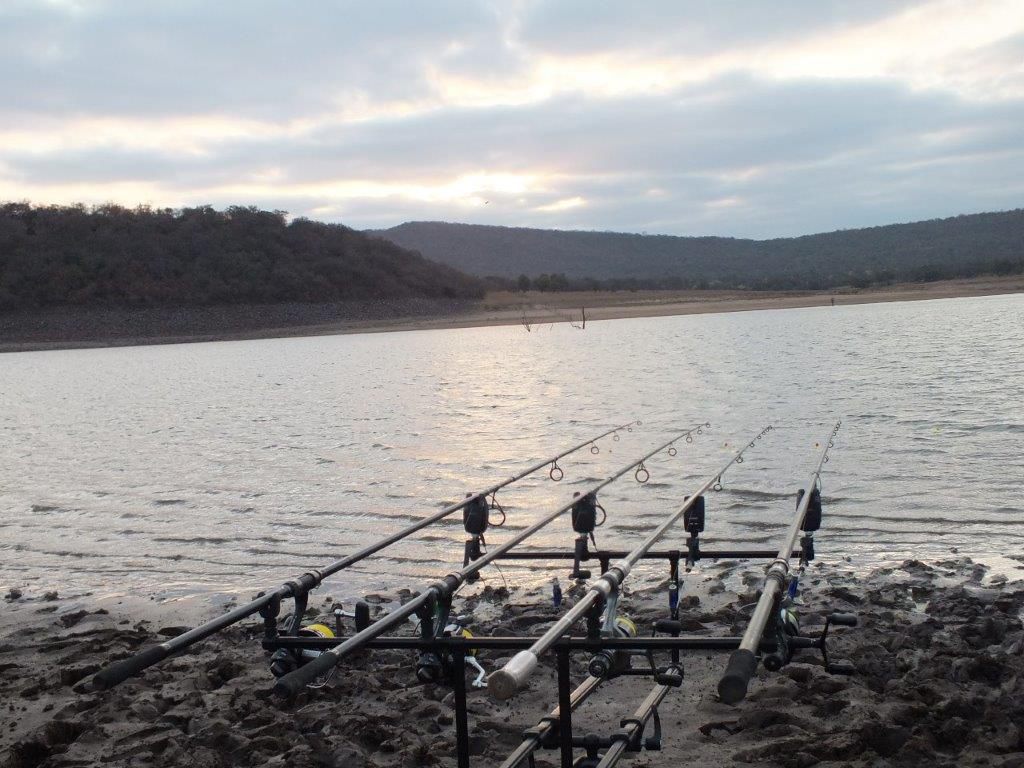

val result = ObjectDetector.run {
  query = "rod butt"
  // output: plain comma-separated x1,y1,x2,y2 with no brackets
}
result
718,649,758,704
488,651,538,700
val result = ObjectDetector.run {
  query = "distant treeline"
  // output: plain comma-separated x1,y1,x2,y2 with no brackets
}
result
0,203,484,312
377,211,1024,290
488,256,1024,293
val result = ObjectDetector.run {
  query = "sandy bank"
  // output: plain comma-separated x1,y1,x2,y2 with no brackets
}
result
2,275,1022,353
2,556,1023,767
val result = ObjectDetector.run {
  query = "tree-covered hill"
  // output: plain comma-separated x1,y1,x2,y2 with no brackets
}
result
375,211,1024,289
0,203,484,311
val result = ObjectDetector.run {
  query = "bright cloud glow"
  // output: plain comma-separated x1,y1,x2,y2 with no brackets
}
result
1,0,1022,237
535,196,586,213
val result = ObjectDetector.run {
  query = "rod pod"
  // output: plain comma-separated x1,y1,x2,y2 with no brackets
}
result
488,425,774,701
92,422,637,691
273,424,709,699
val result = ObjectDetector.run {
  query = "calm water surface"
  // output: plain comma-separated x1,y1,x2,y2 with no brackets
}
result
1,294,1022,603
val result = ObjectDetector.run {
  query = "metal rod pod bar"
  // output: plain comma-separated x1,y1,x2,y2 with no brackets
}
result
273,424,709,699
91,422,637,691
717,422,841,705
487,424,773,700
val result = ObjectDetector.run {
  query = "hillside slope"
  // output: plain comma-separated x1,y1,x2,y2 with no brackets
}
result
0,203,483,311
375,211,1024,288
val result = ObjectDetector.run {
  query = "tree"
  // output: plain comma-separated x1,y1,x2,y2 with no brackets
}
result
516,273,531,292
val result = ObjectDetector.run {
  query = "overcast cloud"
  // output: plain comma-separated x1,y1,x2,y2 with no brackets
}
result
2,0,1023,237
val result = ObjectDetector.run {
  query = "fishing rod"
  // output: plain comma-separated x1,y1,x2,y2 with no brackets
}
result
91,421,637,691
592,671,678,768
487,425,773,701
718,422,855,705
498,675,603,768
272,424,708,699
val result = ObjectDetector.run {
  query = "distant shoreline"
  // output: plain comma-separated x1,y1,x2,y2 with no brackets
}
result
2,274,1022,353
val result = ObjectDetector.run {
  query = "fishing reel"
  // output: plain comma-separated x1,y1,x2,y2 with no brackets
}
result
415,615,487,688
268,602,371,684
587,613,686,688
570,492,606,580
762,604,858,675
588,614,638,678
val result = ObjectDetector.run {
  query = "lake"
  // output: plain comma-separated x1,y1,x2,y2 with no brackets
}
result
1,293,1022,604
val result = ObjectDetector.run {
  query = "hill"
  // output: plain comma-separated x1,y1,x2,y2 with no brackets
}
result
374,211,1024,289
0,203,483,312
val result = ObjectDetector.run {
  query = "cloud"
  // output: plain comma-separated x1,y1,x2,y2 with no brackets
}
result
1,0,1023,237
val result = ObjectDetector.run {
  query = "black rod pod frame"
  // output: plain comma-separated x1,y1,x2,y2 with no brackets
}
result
265,424,860,768
90,422,639,691
487,425,774,702
272,424,709,699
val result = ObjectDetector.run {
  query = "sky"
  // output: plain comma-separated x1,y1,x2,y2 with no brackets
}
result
2,0,1023,238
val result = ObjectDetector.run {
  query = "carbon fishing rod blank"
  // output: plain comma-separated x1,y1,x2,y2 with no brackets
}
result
487,424,774,701
273,424,710,699
717,422,854,706
261,421,862,768
92,421,638,691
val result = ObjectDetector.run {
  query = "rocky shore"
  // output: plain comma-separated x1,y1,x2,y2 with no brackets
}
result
2,557,1023,767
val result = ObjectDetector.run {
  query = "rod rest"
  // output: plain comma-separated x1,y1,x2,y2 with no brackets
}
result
653,668,683,687
653,619,682,635
284,570,324,596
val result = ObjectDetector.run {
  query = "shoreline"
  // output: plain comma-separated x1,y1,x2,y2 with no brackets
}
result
1,274,1022,353
2,555,1022,766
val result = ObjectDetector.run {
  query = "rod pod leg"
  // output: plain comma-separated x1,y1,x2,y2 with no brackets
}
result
557,647,574,768
451,648,471,768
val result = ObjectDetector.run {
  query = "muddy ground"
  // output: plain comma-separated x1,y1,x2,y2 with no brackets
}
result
2,557,1023,767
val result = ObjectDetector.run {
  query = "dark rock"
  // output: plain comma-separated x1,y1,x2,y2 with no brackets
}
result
698,720,740,737
59,610,88,628
783,665,814,685
59,664,99,687
859,723,910,757
812,697,849,717
810,731,863,761
737,709,813,732
933,716,971,747
786,751,820,768
808,676,848,695
508,613,552,629
157,626,190,638
967,654,1006,686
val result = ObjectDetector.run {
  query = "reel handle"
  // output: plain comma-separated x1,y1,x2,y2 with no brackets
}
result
827,612,858,627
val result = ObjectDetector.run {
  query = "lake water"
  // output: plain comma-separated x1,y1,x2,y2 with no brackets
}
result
1,294,1022,604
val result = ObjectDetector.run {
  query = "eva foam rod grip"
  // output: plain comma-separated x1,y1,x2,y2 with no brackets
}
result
718,648,758,705
274,651,337,698
488,651,538,700
92,645,169,690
